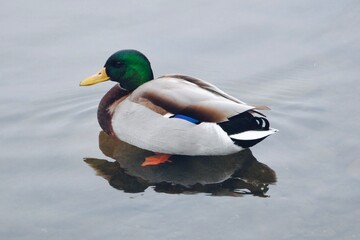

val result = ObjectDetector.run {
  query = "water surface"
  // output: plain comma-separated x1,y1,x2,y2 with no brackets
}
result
1,1,360,239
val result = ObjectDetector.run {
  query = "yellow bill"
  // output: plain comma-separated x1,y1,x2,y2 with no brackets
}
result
80,67,110,86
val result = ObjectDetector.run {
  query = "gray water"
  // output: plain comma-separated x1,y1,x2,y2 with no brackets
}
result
1,0,360,239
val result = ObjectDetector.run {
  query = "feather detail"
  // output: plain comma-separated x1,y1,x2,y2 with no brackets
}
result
230,129,278,140
112,99,242,155
253,105,271,110
160,74,246,104
129,75,255,122
97,84,129,136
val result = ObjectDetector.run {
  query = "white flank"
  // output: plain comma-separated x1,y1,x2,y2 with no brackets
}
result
111,99,242,155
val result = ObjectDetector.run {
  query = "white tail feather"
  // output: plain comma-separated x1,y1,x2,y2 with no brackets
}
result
230,128,278,140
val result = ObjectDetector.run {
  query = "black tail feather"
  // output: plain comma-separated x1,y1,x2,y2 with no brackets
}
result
218,112,271,148
218,112,270,136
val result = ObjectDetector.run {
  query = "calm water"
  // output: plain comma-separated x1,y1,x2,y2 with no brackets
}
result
1,1,360,239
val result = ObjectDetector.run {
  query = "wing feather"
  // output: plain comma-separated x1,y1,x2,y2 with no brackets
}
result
129,75,255,122
161,74,246,104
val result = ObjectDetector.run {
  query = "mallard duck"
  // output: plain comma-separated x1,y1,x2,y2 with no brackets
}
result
80,49,277,166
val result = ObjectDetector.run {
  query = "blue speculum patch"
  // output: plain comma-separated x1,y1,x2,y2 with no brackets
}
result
170,114,201,124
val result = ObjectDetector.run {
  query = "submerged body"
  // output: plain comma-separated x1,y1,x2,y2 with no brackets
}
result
80,50,277,159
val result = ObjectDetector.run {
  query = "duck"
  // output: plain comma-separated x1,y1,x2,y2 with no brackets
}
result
80,49,278,166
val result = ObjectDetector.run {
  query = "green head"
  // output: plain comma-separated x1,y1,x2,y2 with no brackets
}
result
80,49,154,91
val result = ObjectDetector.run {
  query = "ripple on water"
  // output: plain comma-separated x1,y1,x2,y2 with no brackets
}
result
1,89,103,141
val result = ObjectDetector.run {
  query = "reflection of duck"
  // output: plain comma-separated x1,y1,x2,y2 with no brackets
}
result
84,131,277,197
80,50,277,166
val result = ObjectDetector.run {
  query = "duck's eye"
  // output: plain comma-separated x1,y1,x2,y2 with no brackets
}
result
113,61,123,67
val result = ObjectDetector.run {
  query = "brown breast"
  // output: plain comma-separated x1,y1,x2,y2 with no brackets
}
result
97,84,129,136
